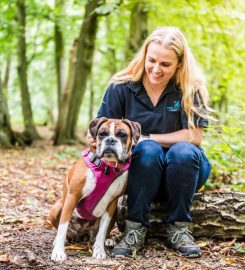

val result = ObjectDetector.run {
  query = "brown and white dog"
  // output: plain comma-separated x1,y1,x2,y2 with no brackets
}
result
49,117,141,262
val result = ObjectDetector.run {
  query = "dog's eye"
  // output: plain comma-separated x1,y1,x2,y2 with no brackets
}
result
98,131,109,138
116,131,127,139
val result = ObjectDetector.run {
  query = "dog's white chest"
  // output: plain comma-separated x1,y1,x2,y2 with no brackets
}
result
92,170,128,217
82,169,96,198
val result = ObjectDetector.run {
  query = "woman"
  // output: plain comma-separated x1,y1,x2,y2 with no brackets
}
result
88,26,212,258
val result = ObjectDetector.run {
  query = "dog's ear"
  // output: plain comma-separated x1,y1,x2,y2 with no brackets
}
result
89,117,108,139
122,119,141,145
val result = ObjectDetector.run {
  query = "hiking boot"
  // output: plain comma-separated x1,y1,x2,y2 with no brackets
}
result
111,220,147,257
166,222,201,258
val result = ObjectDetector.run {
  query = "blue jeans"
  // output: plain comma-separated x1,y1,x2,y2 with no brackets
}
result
127,140,211,227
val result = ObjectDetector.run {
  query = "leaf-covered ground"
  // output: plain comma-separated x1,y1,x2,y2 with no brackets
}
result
0,129,244,269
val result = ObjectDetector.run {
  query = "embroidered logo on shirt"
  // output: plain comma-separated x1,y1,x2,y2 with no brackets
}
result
167,100,181,112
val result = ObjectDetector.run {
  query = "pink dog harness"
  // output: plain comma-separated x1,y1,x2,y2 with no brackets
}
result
75,148,131,221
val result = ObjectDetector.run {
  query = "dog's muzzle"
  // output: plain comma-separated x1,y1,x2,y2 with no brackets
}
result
97,136,124,162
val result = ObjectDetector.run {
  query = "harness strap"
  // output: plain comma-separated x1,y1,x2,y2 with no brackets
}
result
76,148,131,221
87,150,101,167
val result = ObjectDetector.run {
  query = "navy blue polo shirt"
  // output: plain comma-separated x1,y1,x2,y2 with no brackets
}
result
97,80,208,135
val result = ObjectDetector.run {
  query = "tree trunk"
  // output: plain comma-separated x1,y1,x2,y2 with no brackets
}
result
54,0,65,112
0,70,13,147
126,0,148,61
0,77,26,147
60,0,101,143
0,65,29,147
53,39,78,145
16,0,40,142
3,55,11,92
117,191,245,239
2,56,11,124
64,0,100,139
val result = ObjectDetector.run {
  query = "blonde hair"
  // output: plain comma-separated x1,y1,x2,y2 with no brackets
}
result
111,26,212,129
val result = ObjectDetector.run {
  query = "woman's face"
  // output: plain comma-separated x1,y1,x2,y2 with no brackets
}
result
144,41,180,89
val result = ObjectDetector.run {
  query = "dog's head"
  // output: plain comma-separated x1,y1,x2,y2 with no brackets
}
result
89,117,141,163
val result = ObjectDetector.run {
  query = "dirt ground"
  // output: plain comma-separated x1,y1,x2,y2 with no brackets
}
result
0,131,244,270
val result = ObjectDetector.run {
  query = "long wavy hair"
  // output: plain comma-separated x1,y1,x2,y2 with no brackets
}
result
110,26,212,129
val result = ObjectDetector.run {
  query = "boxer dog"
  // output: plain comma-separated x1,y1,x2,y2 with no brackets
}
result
49,117,141,262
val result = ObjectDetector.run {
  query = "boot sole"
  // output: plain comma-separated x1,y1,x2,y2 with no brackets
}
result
165,242,201,258
176,250,202,258
112,254,131,258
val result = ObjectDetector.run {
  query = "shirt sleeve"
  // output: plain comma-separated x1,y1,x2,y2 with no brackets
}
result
97,84,125,119
181,91,209,128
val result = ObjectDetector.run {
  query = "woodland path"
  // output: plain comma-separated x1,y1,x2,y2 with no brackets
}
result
0,127,244,270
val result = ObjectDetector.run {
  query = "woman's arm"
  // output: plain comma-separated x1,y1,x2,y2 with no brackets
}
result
149,127,204,148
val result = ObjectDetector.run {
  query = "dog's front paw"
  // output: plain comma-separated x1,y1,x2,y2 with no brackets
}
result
51,247,67,262
92,245,107,260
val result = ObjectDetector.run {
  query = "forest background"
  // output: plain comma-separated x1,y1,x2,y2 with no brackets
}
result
0,0,244,191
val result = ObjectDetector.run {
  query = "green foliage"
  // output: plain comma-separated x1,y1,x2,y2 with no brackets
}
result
132,248,138,259
95,1,121,15
234,243,245,255
0,1,17,56
205,124,244,190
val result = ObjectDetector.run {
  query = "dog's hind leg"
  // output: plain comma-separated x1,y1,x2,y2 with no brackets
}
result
49,175,69,229
49,198,64,229
51,193,81,262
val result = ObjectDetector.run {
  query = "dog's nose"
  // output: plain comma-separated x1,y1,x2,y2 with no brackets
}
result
105,137,117,146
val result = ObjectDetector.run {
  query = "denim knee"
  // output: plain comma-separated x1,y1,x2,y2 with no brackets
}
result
166,142,201,165
132,140,164,169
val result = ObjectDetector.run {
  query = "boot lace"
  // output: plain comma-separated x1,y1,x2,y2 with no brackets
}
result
125,228,145,245
170,227,194,245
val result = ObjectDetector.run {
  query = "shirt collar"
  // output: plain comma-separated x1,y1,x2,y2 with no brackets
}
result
127,79,178,96
126,80,142,94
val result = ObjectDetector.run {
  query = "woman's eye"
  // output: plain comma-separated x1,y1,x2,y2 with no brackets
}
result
149,58,155,63
161,63,171,67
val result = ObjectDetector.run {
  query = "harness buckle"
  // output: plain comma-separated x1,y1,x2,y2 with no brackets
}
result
87,150,101,167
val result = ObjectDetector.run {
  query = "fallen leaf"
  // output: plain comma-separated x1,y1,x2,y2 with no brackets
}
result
198,241,209,248
212,245,221,252
65,244,88,250
0,254,9,262
226,258,235,264
112,264,126,270
220,238,237,247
